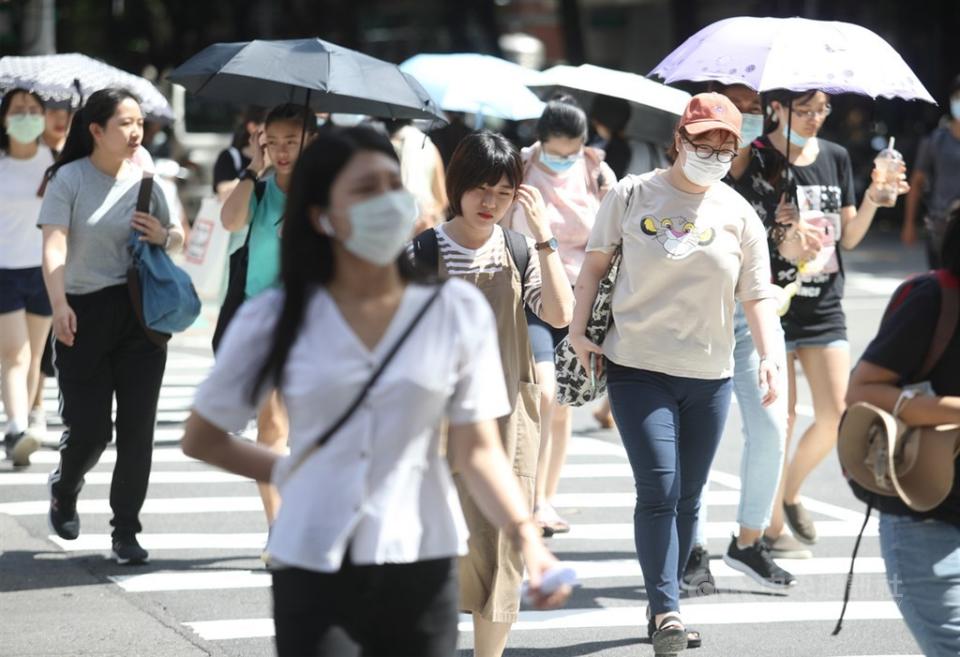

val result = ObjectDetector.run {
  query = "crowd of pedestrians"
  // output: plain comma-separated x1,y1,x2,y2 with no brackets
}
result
1,43,957,657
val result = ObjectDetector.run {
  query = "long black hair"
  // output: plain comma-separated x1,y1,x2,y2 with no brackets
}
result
250,126,435,400
45,87,140,181
0,88,45,152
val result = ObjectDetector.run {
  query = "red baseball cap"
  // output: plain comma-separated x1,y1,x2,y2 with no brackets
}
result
679,92,742,140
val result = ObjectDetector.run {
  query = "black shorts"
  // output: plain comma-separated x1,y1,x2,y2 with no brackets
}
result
0,267,52,316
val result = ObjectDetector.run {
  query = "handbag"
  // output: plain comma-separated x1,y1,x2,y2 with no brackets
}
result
554,182,636,407
127,175,201,346
273,283,446,486
212,180,266,353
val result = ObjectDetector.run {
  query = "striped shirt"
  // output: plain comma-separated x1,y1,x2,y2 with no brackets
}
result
408,224,544,317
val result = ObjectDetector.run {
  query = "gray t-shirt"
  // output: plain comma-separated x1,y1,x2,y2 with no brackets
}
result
37,158,170,295
916,126,960,219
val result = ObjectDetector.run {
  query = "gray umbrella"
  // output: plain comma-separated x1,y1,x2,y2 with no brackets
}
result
168,38,445,122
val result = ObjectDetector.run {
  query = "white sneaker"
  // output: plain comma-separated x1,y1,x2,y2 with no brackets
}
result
28,408,47,433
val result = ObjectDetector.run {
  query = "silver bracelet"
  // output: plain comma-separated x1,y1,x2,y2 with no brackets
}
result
758,355,782,372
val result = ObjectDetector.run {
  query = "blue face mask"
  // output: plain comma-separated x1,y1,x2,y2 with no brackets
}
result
951,99,960,121
782,125,810,148
540,150,581,174
740,113,764,145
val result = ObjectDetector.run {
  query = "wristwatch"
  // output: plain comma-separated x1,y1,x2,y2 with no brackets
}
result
535,237,559,253
238,168,259,183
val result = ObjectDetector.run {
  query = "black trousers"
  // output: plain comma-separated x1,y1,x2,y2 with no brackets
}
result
271,556,460,657
50,284,166,538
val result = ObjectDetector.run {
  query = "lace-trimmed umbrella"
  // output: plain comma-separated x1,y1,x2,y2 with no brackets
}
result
0,53,174,121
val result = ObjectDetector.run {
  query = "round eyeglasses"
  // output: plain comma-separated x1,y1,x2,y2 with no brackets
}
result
682,134,738,164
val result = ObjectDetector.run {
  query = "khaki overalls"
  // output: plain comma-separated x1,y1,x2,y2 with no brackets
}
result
441,230,541,623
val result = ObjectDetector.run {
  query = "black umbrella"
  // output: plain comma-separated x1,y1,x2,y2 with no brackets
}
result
168,38,445,122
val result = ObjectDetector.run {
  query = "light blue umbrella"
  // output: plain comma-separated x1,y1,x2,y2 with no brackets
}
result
400,53,546,121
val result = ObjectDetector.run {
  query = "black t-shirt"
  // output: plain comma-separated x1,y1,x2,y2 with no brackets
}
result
212,147,251,194
602,136,631,181
860,274,960,524
732,137,856,341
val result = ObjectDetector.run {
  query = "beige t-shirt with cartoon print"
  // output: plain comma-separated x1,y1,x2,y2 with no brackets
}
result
587,169,774,380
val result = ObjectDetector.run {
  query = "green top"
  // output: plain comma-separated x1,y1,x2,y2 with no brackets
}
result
244,174,285,299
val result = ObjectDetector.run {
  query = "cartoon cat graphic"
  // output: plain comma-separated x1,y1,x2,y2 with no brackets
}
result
640,216,715,258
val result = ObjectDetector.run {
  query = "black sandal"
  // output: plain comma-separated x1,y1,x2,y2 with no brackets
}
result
646,608,701,650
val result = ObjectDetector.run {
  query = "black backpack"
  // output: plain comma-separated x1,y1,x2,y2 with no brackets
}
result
410,226,530,301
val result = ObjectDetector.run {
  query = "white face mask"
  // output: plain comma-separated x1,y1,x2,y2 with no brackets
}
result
324,189,418,266
5,113,45,144
680,145,731,186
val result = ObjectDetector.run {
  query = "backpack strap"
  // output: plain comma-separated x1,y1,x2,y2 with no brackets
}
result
880,271,960,383
919,270,960,380
254,179,266,204
503,227,530,300
411,227,440,271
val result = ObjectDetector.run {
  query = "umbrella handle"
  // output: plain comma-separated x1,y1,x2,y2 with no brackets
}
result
300,88,312,154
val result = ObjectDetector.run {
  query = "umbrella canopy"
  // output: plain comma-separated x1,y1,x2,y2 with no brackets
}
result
169,38,444,122
650,16,935,104
400,53,546,121
0,53,174,122
530,64,691,142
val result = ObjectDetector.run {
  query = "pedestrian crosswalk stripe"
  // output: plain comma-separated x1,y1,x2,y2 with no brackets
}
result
48,516,878,551
0,496,260,516
182,601,903,641
112,557,888,593
49,532,266,551
551,520,878,540
1,470,247,486
28,448,199,465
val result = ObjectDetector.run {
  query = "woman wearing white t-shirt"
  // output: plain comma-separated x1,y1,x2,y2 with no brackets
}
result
570,94,784,655
0,88,55,467
182,127,569,657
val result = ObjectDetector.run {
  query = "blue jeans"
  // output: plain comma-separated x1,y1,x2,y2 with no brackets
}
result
880,513,960,657
607,361,732,615
695,305,787,546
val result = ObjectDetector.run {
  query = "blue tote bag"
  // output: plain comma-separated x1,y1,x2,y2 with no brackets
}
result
127,175,201,344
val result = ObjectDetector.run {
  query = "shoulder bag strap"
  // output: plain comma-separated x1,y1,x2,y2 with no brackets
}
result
503,227,530,300
412,227,440,270
277,283,446,483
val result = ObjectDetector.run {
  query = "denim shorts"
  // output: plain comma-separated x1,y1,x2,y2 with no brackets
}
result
0,267,52,316
784,335,848,353
526,308,568,363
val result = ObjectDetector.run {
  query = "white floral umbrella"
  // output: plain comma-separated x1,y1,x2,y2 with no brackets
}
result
0,53,174,121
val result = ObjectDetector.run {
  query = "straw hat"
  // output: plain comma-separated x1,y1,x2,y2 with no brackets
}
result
838,402,960,512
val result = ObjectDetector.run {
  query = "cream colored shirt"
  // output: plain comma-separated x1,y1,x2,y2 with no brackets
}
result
587,170,774,379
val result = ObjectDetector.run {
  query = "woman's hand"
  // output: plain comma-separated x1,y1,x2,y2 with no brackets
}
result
569,332,604,381
774,193,800,227
867,161,910,208
249,129,270,176
517,522,572,609
132,211,169,246
52,302,77,347
516,184,550,242
758,357,780,407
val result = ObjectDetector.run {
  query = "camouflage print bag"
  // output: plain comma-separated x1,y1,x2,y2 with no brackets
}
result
554,244,622,406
